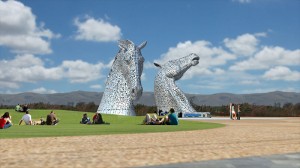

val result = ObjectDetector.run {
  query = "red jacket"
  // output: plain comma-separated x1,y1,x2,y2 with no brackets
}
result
0,118,6,129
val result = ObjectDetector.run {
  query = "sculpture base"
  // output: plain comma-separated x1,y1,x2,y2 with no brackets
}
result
180,112,211,118
97,109,136,116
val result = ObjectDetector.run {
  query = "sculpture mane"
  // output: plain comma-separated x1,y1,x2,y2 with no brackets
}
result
97,40,146,116
154,53,200,114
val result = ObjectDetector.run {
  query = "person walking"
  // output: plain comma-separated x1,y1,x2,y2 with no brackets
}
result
237,104,241,120
231,103,237,120
229,103,232,119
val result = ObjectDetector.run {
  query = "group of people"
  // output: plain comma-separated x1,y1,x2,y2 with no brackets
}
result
1,107,178,130
1,110,60,129
19,110,60,126
229,103,241,120
80,112,109,125
142,108,179,125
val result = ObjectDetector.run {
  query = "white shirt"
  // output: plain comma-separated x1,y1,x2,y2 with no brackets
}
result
231,106,235,113
21,114,32,125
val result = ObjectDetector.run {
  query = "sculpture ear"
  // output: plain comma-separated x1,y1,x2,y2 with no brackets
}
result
154,62,161,68
138,41,147,50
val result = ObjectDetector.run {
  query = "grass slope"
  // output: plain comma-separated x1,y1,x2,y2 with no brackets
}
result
0,109,224,139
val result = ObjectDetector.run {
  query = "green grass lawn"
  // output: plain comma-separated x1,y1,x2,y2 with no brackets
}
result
0,109,224,139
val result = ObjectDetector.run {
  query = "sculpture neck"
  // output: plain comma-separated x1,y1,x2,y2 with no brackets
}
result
98,70,136,116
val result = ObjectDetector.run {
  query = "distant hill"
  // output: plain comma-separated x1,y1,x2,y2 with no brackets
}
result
0,91,299,107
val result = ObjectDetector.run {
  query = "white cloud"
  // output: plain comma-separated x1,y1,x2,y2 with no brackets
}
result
224,33,260,56
154,40,235,79
232,0,251,3
61,60,105,83
74,16,121,42
182,68,220,80
0,54,63,86
31,87,57,94
254,32,267,37
0,81,20,89
229,57,266,71
156,41,235,67
239,80,260,85
90,84,102,89
149,32,300,94
263,66,300,81
0,0,60,54
230,46,300,71
106,59,115,68
214,68,226,75
188,83,223,90
141,72,146,81
255,46,300,66
0,55,108,89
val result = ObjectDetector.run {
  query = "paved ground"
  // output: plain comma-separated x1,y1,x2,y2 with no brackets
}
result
180,117,286,120
142,117,300,168
142,152,300,168
0,117,299,168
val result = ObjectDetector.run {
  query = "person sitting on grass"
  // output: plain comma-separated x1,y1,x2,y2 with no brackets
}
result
22,104,29,112
92,112,109,124
15,104,22,112
0,112,13,129
80,113,91,124
165,108,178,125
142,113,165,125
36,117,46,125
19,111,33,125
46,111,59,125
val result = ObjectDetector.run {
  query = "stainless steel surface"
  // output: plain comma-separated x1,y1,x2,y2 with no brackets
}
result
154,53,200,114
97,40,146,116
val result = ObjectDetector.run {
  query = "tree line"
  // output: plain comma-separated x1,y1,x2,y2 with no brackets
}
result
0,102,299,117
191,102,300,117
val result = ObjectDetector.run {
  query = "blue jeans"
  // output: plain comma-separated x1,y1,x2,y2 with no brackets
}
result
3,123,12,129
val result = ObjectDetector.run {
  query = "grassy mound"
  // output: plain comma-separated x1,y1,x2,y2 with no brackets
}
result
0,109,224,139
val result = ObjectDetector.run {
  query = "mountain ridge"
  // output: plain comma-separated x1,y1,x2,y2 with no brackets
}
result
0,91,299,106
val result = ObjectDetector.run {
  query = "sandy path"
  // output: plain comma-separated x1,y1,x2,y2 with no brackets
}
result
0,117,299,168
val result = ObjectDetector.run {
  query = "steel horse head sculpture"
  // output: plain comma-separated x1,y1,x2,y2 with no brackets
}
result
97,40,147,116
154,53,200,114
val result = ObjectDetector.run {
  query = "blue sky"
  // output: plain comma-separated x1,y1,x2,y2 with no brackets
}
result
0,0,299,94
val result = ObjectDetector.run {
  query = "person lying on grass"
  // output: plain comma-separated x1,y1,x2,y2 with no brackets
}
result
142,113,165,125
142,108,178,125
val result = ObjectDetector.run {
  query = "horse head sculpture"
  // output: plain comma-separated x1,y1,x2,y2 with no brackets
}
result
97,40,147,116
154,53,200,114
